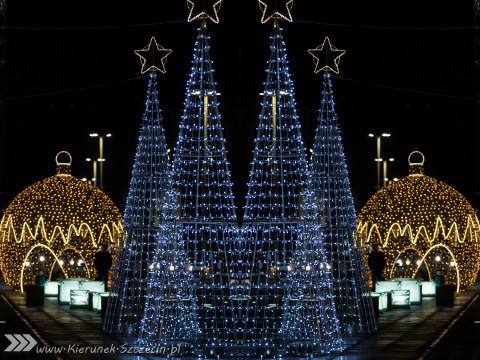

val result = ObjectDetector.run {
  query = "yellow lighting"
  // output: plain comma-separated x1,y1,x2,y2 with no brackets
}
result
358,151,480,292
168,265,175,272
69,259,75,266
305,265,311,271
308,36,346,74
187,0,222,23
134,37,173,74
0,152,123,292
258,0,294,23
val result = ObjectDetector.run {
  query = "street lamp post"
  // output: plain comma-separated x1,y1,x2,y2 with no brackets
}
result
89,133,111,191
369,133,391,190
383,158,395,187
85,158,97,187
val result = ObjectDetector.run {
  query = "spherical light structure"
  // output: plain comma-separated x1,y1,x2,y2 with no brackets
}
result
358,151,480,291
0,152,123,291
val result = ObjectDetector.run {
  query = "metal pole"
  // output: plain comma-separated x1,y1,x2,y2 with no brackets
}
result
272,94,277,149
383,160,387,187
99,136,104,191
93,160,97,188
204,94,209,149
376,136,381,190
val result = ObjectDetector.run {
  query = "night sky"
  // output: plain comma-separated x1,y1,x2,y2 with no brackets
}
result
1,0,477,215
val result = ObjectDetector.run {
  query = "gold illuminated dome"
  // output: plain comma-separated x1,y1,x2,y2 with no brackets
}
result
358,151,480,291
0,151,122,291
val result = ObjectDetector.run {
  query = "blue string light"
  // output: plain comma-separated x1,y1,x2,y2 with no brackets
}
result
240,22,344,356
103,72,171,335
311,72,377,334
137,21,238,356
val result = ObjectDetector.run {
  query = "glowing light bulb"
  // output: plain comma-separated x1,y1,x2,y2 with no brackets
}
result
39,255,45,262
59,260,64,266
168,265,175,272
305,265,311,271
25,261,30,267
435,256,441,262
69,259,75,266
405,259,411,266
416,260,421,266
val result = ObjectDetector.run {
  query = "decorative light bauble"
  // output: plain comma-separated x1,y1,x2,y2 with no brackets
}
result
0,151,123,291
358,151,480,291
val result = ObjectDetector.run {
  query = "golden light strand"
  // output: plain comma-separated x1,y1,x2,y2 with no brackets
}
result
0,152,123,291
358,152,480,291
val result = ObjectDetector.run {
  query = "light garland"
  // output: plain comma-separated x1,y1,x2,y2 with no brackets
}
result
0,215,121,246
241,22,343,356
103,39,175,335
258,0,294,23
310,42,376,334
187,0,223,24
0,152,122,292
358,152,480,292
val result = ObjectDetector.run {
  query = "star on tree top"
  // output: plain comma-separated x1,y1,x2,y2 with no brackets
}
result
187,0,223,24
308,37,346,74
134,37,173,74
258,0,294,24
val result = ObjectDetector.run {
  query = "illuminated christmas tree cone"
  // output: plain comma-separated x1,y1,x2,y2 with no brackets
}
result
103,37,196,339
240,19,344,356
358,151,480,292
0,152,122,292
307,38,377,334
137,20,239,356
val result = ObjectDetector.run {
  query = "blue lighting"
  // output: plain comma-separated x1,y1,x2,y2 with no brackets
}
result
311,72,377,334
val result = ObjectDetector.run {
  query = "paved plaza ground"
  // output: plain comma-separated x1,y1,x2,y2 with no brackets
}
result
0,287,479,359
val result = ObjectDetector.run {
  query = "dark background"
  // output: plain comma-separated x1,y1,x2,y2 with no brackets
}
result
1,0,477,215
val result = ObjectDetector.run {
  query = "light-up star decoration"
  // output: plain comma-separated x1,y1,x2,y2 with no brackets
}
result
308,37,346,74
187,0,222,23
258,0,294,23
134,37,172,74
